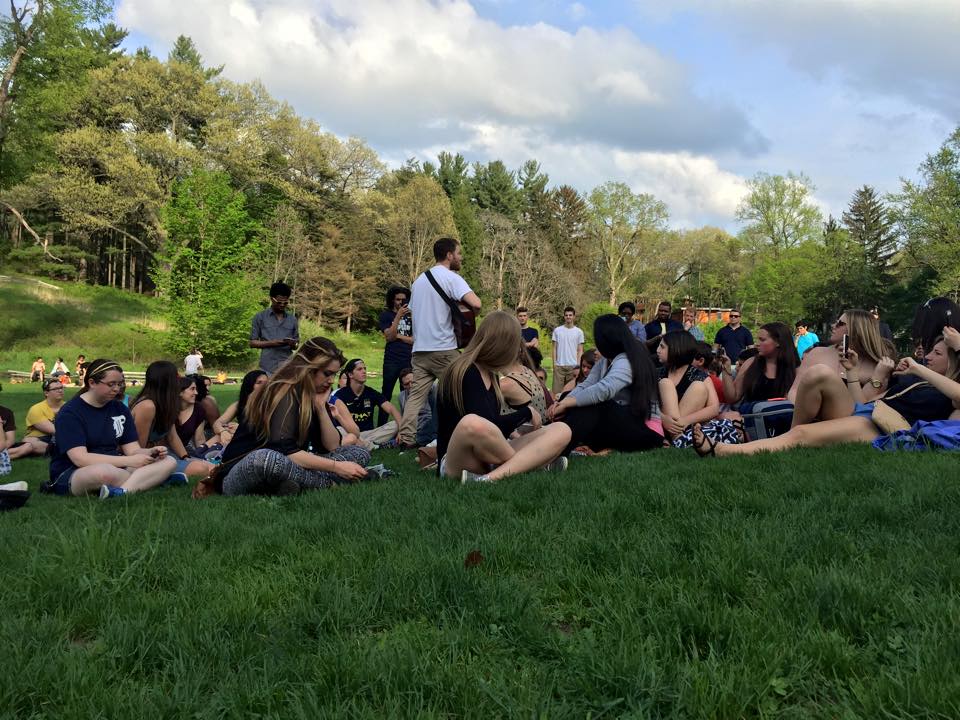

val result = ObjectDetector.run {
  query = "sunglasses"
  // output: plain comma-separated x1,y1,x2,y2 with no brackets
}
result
834,320,847,327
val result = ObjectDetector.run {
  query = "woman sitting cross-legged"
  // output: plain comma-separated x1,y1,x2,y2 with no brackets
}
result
546,314,664,454
656,331,720,439
130,361,212,482
7,378,66,460
437,311,571,483
787,308,896,402
693,334,960,457
42,358,178,498
720,322,798,411
200,337,371,497
212,369,268,444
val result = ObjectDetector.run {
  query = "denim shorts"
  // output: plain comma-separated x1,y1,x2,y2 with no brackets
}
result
852,402,875,419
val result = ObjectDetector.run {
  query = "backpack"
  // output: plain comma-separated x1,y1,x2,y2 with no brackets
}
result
738,400,794,440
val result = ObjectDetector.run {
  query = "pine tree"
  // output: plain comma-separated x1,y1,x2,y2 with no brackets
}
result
842,185,898,302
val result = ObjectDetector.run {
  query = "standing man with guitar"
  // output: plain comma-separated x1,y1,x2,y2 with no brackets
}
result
397,237,481,448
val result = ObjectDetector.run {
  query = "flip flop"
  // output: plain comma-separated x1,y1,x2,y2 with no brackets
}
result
691,424,717,458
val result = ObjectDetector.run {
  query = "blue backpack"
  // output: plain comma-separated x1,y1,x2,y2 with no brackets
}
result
873,420,960,451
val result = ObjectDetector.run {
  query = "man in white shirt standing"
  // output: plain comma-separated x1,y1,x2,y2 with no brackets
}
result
397,237,481,447
551,306,585,394
184,348,204,376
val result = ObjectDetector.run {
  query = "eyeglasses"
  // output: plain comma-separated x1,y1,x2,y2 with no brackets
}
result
834,320,846,327
729,315,740,319
97,380,125,389
45,385,64,392
271,297,290,305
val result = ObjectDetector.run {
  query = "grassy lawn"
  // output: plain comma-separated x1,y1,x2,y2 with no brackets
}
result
2,382,960,717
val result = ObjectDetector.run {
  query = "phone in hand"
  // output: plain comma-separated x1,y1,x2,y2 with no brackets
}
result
841,334,849,357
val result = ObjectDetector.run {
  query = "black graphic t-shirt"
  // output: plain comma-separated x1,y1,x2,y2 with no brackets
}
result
337,385,387,432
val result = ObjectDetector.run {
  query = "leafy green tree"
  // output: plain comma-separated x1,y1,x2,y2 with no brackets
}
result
892,127,960,296
153,170,262,364
168,34,223,79
471,160,522,219
587,181,669,305
736,171,823,255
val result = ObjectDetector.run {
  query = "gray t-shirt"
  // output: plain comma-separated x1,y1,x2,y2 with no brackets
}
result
250,308,300,373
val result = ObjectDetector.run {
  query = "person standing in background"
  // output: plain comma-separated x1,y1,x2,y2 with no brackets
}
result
249,282,300,374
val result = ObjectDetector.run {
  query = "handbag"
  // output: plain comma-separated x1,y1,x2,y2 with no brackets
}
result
738,400,794,440
870,381,929,434
425,270,476,349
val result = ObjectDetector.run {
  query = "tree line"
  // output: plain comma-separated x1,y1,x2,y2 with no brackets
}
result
1,2,958,362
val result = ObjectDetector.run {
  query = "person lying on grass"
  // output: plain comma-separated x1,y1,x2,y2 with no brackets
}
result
693,333,960,457
787,308,896,403
42,358,177,498
213,369,268,443
719,322,798,415
130,361,212,482
7,378,65,460
199,337,371,497
437,311,571,484
656,330,720,439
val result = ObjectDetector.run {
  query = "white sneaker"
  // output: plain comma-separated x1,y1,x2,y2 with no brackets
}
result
461,469,493,484
0,481,28,493
544,456,568,473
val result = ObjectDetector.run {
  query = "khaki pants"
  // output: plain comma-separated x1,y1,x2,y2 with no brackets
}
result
398,349,459,446
552,364,578,395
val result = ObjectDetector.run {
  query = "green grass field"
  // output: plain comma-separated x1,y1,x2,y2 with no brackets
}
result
3,380,960,717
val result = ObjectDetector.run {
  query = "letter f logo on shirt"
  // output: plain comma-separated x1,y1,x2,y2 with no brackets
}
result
112,415,126,438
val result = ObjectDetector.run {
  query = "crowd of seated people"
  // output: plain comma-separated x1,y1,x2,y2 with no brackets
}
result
3,294,959,500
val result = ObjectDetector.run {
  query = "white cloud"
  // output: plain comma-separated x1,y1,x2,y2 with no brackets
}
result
115,0,765,156
648,0,960,116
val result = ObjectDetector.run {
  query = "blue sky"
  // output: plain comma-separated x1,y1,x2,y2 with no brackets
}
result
115,0,958,229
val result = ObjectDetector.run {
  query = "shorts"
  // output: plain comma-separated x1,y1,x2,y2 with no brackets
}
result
42,467,76,496
852,402,875,419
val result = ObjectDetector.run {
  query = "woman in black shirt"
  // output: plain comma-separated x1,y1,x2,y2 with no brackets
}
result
694,336,960,457
437,311,571,483
657,330,720,438
206,337,370,496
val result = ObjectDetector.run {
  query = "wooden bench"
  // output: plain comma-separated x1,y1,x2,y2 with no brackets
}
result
6,369,244,385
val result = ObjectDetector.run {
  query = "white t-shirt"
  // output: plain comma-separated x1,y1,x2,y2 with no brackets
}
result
184,353,203,375
552,325,585,366
409,265,473,352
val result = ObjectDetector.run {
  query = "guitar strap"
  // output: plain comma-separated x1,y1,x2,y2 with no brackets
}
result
425,269,458,312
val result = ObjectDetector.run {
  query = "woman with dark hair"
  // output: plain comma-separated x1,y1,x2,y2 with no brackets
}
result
379,285,413,414
175,376,208,452
213,370,269,439
131,361,211,482
720,322,798,406
185,373,220,432
437,311,571,483
43,359,177,498
547,314,663,454
198,338,371,497
561,348,597,393
657,330,720,438
913,297,960,355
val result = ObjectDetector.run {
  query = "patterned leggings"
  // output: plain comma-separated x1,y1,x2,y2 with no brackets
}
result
222,445,371,496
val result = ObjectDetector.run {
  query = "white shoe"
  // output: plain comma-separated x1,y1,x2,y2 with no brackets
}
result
0,481,28,493
461,469,493,484
544,456,568,473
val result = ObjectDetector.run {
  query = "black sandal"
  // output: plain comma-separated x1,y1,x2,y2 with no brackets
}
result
691,424,717,458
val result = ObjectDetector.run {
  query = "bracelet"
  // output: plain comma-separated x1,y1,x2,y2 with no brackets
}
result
845,376,859,384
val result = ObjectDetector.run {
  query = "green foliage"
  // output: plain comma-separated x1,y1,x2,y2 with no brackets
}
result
738,241,825,326
0,276,166,370
579,301,618,346
3,430,960,717
736,171,823,254
6,244,85,279
153,170,262,365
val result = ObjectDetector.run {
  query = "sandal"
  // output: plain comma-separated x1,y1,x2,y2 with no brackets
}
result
691,424,717,458
730,418,747,443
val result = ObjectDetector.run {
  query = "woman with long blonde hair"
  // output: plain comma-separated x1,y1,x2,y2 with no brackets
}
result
437,311,571,483
212,337,370,496
787,308,897,402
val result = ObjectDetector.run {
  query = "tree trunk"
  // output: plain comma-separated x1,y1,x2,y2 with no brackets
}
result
122,235,128,289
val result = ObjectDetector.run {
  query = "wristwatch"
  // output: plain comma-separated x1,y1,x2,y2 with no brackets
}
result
869,378,884,389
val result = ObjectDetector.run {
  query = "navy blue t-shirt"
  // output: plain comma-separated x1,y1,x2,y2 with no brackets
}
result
50,395,138,480
521,327,538,344
379,309,413,366
337,385,387,432
643,319,684,340
715,325,754,361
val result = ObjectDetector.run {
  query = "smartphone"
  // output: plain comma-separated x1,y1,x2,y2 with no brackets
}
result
841,334,849,357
